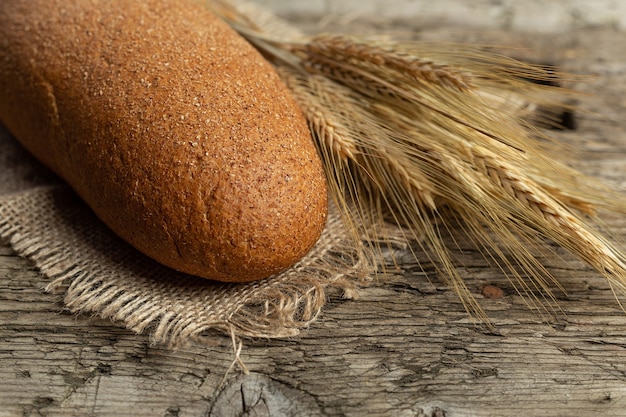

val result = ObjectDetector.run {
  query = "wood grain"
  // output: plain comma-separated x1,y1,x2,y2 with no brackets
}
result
2,12,626,417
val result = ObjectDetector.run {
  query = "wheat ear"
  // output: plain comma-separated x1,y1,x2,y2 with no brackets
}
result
208,2,626,319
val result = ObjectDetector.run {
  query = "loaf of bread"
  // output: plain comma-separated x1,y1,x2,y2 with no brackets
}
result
0,0,328,282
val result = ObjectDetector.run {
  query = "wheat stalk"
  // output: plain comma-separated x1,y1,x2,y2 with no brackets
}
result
277,67,358,163
206,1,626,320
303,35,473,90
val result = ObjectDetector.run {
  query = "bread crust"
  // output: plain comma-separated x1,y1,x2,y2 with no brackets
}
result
0,0,328,282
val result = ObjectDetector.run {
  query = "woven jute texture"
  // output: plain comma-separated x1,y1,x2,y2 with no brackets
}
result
0,125,373,347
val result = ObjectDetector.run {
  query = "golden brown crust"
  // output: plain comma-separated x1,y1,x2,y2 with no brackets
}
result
0,0,328,282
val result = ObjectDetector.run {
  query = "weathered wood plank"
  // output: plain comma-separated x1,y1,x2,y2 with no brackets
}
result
2,6,626,417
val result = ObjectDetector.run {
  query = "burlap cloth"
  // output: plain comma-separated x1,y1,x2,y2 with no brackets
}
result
0,124,373,346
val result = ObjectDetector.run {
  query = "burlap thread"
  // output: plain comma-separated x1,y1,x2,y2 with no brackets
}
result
0,181,373,345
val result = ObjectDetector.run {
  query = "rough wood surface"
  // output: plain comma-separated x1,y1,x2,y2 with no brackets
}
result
256,0,626,33
2,4,626,417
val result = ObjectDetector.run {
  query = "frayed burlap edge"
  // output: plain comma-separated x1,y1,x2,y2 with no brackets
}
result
0,185,374,347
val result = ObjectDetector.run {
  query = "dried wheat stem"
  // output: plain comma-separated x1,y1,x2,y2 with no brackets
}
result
277,67,358,162
468,146,626,283
279,63,439,211
301,56,400,100
298,35,473,90
302,53,529,153
363,147,437,211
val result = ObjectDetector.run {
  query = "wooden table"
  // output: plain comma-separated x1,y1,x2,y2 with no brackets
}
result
2,5,626,417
